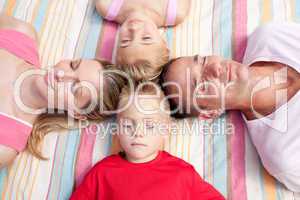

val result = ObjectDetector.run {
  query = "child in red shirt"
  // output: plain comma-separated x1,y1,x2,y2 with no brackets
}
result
70,83,225,200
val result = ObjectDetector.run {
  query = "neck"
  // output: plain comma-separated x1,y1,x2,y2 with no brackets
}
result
126,151,159,164
15,65,48,123
230,64,300,118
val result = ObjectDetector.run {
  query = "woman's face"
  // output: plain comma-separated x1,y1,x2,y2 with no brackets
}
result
163,55,249,116
117,16,164,64
36,59,104,116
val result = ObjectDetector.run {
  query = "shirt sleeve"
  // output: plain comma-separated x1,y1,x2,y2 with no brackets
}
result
190,167,225,200
70,165,100,200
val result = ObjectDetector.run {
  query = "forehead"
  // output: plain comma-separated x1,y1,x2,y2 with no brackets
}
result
117,43,162,64
118,95,166,120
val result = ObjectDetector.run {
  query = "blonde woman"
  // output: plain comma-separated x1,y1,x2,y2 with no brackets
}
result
96,0,191,81
0,14,126,168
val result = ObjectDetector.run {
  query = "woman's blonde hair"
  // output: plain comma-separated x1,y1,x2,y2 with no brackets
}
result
116,43,170,82
27,59,126,159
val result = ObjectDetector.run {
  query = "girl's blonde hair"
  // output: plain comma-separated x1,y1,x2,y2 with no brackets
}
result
27,59,126,159
116,43,170,82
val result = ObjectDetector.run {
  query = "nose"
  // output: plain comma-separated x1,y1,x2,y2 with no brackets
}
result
132,127,145,138
55,70,77,83
128,22,143,32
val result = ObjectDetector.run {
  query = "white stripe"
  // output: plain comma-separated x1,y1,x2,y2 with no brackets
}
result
247,0,261,35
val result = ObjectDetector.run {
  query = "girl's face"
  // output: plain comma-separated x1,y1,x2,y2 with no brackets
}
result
35,59,104,117
117,16,164,64
117,95,169,163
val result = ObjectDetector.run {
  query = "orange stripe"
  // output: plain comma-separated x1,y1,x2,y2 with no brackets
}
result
16,153,30,200
4,0,16,16
2,153,24,200
28,159,40,200
262,168,277,200
290,0,296,20
39,0,56,65
262,0,272,23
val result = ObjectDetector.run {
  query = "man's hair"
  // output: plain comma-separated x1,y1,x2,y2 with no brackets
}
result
159,57,189,118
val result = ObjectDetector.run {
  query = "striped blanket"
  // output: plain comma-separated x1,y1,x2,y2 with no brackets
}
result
0,0,300,199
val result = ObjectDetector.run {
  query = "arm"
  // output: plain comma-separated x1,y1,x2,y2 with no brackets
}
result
190,168,225,200
95,0,111,18
174,0,191,25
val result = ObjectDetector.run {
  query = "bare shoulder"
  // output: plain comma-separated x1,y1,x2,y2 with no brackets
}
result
95,0,112,17
175,0,191,25
0,13,38,41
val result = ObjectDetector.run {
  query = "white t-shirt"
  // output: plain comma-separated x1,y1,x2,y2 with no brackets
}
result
242,22,300,192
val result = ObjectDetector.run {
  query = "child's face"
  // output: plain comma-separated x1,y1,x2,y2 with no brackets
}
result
117,17,165,65
117,95,170,163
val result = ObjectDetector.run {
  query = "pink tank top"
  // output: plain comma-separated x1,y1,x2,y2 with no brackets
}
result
0,112,32,152
105,0,177,26
0,29,40,67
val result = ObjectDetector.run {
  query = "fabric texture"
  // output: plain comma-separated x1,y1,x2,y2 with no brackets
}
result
0,0,300,199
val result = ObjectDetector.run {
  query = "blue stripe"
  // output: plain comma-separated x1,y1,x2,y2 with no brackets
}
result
33,0,49,32
47,135,68,200
0,168,8,196
203,120,211,181
58,130,80,200
166,27,173,54
220,0,232,59
212,115,227,197
296,0,300,22
82,9,103,59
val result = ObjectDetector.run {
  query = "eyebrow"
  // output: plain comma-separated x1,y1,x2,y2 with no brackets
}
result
193,55,198,63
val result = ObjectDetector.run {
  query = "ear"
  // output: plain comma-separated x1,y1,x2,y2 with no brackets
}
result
73,112,87,121
198,109,223,122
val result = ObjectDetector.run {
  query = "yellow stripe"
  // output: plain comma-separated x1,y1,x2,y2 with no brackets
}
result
290,0,296,20
55,0,76,62
261,0,272,23
262,168,277,200
38,0,56,66
3,153,24,200
23,155,34,199
4,0,16,16
16,153,30,200
28,159,40,200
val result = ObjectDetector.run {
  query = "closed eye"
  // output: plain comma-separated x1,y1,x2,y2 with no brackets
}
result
70,59,82,71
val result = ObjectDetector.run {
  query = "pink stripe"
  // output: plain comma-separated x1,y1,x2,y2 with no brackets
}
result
75,128,96,186
233,0,248,62
97,21,118,61
230,111,247,200
230,0,248,199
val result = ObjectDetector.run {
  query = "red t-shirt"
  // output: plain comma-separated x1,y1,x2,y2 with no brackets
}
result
70,151,225,200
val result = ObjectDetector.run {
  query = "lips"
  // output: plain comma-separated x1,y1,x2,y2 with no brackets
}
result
131,142,147,147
